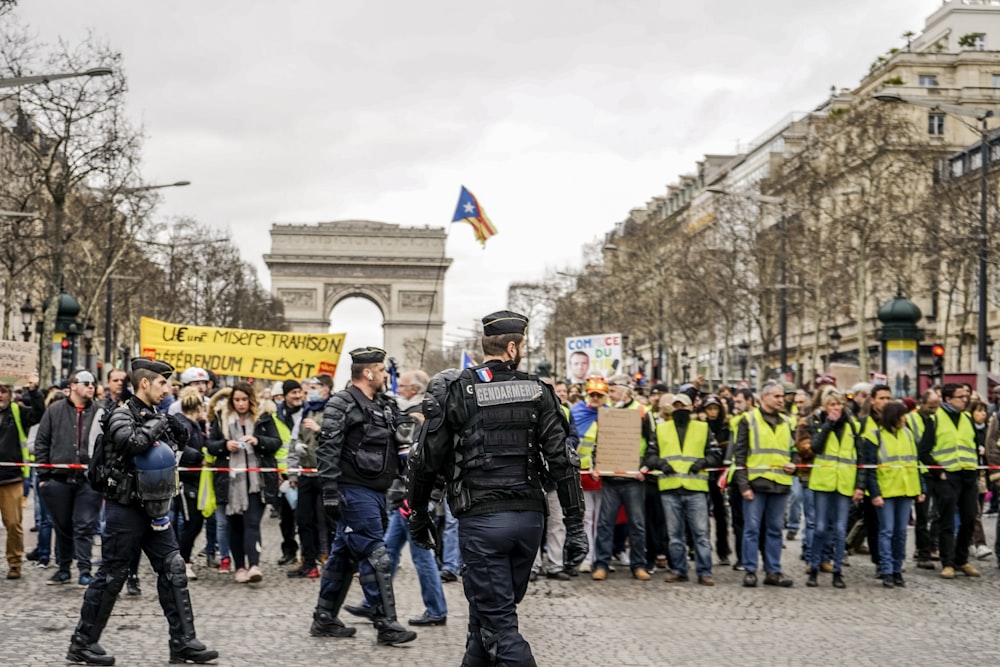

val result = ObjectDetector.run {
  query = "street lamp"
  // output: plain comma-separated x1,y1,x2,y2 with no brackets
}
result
681,348,691,383
737,339,749,381
874,91,995,396
83,318,95,373
19,297,35,342
97,180,191,366
828,325,843,369
0,67,113,90
708,186,792,376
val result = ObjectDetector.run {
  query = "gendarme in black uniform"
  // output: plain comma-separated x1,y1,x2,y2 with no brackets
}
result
67,358,217,666
308,347,417,646
407,310,587,667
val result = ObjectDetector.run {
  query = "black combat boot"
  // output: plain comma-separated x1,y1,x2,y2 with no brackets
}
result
67,633,115,666
806,568,818,587
169,637,219,664
310,609,358,638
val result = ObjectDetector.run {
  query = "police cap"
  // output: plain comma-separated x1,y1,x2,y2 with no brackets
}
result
131,357,174,379
349,347,386,364
481,310,528,337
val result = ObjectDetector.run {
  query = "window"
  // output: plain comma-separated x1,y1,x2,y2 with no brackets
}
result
993,73,1000,87
919,74,939,87
974,33,986,51
928,113,945,136
951,158,965,177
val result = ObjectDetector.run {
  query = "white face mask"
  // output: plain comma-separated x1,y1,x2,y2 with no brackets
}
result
306,390,321,402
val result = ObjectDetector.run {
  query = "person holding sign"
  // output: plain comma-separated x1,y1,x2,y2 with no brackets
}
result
570,376,610,572
590,374,655,582
646,393,722,585
406,310,587,667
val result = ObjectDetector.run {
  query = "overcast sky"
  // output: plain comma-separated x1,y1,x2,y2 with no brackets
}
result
13,0,938,376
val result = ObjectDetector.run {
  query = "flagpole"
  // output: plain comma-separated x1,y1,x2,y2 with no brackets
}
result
419,221,453,367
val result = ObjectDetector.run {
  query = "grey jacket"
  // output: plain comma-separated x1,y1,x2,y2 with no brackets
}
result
35,398,103,477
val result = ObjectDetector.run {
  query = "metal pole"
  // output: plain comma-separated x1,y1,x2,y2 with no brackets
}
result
104,217,113,370
977,122,990,398
779,202,788,378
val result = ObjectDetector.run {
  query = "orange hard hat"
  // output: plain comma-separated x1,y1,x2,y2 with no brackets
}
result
584,376,609,395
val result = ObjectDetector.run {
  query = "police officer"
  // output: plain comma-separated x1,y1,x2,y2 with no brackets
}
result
67,358,218,666
407,310,588,667
309,347,417,646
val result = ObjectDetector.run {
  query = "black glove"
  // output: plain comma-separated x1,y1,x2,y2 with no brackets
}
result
660,461,675,475
689,460,706,474
142,414,169,442
563,518,588,568
322,489,342,523
409,509,437,551
165,414,189,445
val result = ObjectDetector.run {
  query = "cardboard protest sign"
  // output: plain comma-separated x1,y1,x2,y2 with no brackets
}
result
139,317,346,381
0,340,37,385
594,408,643,474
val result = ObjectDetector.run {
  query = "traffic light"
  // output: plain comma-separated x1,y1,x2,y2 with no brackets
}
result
633,371,645,386
932,343,945,379
60,338,72,379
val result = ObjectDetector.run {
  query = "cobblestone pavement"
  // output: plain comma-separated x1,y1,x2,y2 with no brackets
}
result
4,496,1000,666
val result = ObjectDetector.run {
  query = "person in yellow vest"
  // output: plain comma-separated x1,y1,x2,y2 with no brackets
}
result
570,376,608,573
590,374,655,581
918,383,982,579
647,393,722,585
726,387,756,571
733,380,799,587
909,389,940,570
864,401,926,587
0,380,44,580
806,389,864,588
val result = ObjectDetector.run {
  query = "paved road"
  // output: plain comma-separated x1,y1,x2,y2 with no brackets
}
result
3,496,1000,666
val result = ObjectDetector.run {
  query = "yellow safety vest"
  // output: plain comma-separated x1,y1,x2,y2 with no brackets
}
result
579,420,598,471
274,417,291,474
10,403,28,478
932,408,979,472
746,408,794,486
808,419,859,497
869,427,922,498
726,412,748,483
656,419,710,492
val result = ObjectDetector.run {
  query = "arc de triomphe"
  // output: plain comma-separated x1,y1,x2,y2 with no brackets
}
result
264,220,451,368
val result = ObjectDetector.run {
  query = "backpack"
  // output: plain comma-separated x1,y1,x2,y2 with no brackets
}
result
85,408,116,492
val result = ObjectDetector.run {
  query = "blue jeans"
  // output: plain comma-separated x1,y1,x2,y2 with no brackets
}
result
662,492,712,578
384,509,447,617
786,476,803,533
800,486,816,563
742,491,788,574
214,506,230,559
441,500,461,575
32,473,53,562
594,480,646,573
810,491,852,572
876,497,913,576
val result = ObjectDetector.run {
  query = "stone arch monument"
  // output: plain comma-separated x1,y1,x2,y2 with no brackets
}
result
264,220,451,368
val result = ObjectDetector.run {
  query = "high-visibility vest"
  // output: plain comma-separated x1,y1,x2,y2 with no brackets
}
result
656,419,710,492
746,408,794,486
626,400,649,460
932,408,978,472
580,420,598,471
905,412,925,441
10,403,28,478
726,412,748,483
274,417,291,474
869,427,922,498
808,419,859,496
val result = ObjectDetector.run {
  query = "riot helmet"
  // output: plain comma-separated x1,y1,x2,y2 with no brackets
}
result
134,441,178,519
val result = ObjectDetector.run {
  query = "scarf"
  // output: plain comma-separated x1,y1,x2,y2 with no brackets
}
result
226,413,260,516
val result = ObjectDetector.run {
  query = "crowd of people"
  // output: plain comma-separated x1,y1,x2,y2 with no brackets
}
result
1,357,998,661
551,373,999,589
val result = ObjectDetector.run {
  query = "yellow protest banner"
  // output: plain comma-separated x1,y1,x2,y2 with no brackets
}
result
139,317,346,381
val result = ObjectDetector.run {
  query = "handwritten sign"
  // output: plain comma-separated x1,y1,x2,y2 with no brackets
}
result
139,317,346,381
0,339,37,385
594,408,642,474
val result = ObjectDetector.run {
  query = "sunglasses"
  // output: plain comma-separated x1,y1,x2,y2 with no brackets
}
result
75,381,94,387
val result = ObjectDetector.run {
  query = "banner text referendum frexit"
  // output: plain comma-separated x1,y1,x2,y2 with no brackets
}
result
139,317,345,380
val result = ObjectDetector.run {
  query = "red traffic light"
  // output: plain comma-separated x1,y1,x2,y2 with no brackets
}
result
932,344,945,357
60,339,70,349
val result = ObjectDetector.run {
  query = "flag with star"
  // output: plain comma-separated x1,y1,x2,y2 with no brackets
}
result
452,185,497,247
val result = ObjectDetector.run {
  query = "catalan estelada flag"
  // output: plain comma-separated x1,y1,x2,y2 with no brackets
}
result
452,186,497,247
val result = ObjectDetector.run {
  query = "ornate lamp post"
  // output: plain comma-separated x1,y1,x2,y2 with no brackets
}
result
19,297,36,342
828,325,843,369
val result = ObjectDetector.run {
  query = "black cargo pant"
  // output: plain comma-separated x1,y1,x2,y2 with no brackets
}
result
460,510,543,667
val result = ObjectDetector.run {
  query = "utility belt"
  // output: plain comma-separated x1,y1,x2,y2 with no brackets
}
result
446,477,545,516
104,468,139,506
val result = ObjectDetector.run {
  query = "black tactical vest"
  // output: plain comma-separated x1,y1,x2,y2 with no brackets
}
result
456,368,544,492
339,387,397,492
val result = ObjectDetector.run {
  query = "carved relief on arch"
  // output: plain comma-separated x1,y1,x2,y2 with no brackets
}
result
323,283,391,315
